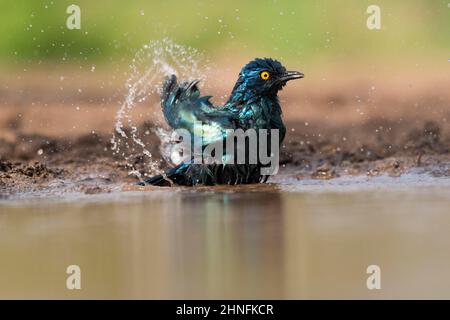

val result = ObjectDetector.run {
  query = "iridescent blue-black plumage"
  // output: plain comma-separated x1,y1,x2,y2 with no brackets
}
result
141,58,303,186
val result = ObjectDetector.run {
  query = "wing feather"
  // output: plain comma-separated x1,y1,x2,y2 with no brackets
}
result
160,75,238,145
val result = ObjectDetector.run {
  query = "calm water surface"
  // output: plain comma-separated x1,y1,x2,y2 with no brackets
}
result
1,175,450,299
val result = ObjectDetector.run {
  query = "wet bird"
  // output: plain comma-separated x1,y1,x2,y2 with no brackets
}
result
140,58,303,186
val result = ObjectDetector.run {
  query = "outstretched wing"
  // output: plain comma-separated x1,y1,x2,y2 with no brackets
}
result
161,75,238,145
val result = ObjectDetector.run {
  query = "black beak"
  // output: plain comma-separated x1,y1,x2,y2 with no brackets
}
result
279,70,304,82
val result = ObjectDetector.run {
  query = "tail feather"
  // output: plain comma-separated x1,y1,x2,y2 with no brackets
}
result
137,174,171,187
138,163,192,187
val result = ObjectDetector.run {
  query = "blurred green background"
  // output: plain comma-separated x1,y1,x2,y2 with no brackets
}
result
0,0,449,64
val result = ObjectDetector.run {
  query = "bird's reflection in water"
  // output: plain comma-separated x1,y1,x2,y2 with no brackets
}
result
159,186,285,299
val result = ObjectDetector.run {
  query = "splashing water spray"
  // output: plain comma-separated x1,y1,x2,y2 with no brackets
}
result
111,38,208,182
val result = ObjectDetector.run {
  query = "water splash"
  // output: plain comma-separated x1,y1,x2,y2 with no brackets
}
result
111,38,207,181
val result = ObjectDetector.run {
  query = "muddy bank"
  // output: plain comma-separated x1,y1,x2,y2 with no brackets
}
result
1,65,450,198
1,118,449,199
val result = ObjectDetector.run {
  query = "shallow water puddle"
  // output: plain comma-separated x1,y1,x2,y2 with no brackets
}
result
1,174,450,298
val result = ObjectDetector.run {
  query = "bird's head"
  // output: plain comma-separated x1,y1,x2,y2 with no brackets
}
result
230,58,304,101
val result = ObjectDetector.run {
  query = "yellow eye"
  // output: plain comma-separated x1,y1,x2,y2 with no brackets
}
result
260,71,270,80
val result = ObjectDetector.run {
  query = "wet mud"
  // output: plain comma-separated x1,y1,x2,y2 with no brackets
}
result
1,119,449,199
